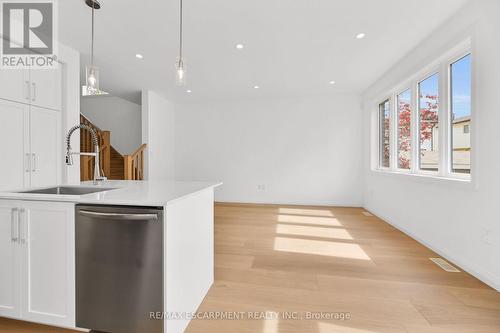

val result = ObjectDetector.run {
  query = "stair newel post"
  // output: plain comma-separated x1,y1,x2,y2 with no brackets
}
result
124,155,133,180
101,131,111,178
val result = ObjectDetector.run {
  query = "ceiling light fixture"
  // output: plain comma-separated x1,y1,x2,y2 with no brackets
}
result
136,54,143,59
236,44,244,49
329,80,336,85
175,0,186,85
186,89,192,93
253,85,260,89
85,0,101,95
356,33,366,39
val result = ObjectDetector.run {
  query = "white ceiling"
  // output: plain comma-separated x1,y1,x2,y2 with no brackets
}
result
59,0,470,104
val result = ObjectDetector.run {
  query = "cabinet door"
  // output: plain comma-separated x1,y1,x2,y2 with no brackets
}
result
30,106,61,187
0,99,30,191
29,66,62,111
0,201,21,319
0,68,30,104
20,201,75,327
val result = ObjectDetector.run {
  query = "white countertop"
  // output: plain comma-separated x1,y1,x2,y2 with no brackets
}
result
0,180,222,206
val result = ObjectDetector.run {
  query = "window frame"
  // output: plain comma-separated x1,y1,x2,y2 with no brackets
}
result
373,41,473,183
395,88,413,172
448,52,473,178
377,98,392,170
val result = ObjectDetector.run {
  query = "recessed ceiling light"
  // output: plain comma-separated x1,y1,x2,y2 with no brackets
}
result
186,89,192,93
329,80,336,85
135,54,143,59
253,85,260,89
236,44,244,49
356,33,366,39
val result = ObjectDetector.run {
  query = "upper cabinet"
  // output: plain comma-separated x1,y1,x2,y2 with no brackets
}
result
0,69,30,104
0,100,30,190
29,106,60,187
30,67,62,111
0,66,62,111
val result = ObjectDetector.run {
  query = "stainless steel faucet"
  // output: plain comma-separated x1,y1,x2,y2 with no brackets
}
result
65,123,107,184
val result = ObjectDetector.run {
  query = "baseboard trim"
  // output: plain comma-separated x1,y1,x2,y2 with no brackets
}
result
365,206,500,292
214,200,362,208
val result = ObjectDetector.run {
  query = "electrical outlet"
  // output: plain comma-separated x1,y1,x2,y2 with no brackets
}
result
257,184,266,191
482,229,493,245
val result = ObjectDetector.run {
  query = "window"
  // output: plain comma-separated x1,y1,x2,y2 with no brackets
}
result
450,54,472,174
374,44,472,181
418,73,439,172
379,99,390,168
397,90,412,169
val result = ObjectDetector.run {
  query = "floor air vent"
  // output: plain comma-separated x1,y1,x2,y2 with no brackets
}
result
430,258,460,272
362,211,373,217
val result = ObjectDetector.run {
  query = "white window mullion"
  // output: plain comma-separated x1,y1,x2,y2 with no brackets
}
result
390,96,398,171
410,82,419,174
438,62,450,177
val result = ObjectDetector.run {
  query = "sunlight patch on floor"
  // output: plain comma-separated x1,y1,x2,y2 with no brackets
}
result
277,214,342,227
276,224,353,240
262,312,279,333
318,322,381,333
273,237,371,260
278,208,334,217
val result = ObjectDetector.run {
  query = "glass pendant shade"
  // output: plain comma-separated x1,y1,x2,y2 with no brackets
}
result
175,58,186,86
86,65,100,95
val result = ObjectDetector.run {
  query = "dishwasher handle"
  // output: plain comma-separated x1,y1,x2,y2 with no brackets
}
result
78,210,159,221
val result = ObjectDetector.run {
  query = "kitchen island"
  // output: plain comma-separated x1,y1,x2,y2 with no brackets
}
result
0,180,221,333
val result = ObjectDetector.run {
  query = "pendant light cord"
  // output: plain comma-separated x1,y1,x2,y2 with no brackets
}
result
179,0,183,64
91,1,95,66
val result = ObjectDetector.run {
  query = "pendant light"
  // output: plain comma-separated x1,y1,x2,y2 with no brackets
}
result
85,0,101,95
175,0,186,85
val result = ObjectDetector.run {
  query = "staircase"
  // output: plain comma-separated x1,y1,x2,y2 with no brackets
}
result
79,114,146,181
110,146,125,180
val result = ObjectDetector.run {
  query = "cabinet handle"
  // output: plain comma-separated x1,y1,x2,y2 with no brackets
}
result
19,208,26,244
32,82,36,102
32,153,36,172
11,208,19,243
25,81,30,100
25,153,31,173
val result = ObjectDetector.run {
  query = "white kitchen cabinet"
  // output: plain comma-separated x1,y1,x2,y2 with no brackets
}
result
0,200,75,328
0,100,30,191
30,67,62,111
0,201,21,319
0,99,60,191
0,68,30,104
29,106,61,187
20,201,75,327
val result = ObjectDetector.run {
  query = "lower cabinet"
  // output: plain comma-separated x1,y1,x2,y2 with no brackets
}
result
0,200,75,328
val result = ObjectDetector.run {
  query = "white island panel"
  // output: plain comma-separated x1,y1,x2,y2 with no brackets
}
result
164,187,214,333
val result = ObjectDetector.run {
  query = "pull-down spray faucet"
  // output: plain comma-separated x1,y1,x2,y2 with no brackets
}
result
65,123,107,184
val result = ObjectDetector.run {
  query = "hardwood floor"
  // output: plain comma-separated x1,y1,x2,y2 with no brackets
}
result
2,203,499,333
188,203,500,333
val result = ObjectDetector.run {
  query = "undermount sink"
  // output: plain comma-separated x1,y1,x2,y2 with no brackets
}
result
20,186,115,195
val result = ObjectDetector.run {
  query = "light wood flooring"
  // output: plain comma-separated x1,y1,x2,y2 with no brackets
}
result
2,203,499,333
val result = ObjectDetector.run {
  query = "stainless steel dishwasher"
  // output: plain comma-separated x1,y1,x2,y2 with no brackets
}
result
76,205,164,333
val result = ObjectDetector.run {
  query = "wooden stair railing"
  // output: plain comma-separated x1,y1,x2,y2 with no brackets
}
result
80,114,146,181
124,144,147,180
79,114,111,181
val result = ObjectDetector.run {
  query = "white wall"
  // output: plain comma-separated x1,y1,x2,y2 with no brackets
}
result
362,0,500,291
174,95,363,206
142,90,175,181
81,95,141,155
